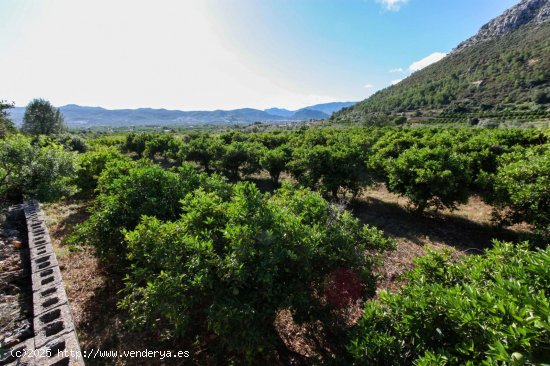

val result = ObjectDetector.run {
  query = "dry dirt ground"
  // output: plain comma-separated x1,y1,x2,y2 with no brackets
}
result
354,185,527,293
41,186,528,364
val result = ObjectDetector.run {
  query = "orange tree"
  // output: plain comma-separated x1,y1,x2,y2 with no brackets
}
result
120,183,394,362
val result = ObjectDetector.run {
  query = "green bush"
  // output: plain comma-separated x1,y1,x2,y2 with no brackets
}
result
87,135,125,149
179,134,224,171
259,145,291,185
74,147,131,196
218,141,264,179
0,100,17,138
143,134,180,160
123,132,156,157
488,145,550,237
385,146,472,212
120,183,394,361
56,134,89,153
70,162,208,262
0,135,76,202
289,143,370,198
347,241,550,365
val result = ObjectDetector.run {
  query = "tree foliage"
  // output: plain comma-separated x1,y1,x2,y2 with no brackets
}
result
347,241,550,365
74,147,131,197
69,162,212,262
385,146,472,212
120,183,394,360
0,100,17,138
21,98,66,135
485,145,550,238
0,135,76,202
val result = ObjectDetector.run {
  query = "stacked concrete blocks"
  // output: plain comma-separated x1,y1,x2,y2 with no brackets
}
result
3,201,84,366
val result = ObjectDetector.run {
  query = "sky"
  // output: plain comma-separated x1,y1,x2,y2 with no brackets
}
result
0,0,519,111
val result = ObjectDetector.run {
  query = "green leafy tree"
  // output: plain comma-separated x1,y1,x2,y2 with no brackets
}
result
143,134,180,160
179,135,224,172
259,145,291,185
0,135,76,202
218,141,264,179
123,132,155,158
289,143,370,198
0,100,17,138
70,162,210,263
74,147,131,196
21,98,66,135
385,146,472,212
56,134,88,153
120,183,394,361
487,145,550,238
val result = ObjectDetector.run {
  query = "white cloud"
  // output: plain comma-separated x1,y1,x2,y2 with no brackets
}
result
408,52,447,72
364,84,374,89
389,68,405,73
376,0,408,11
391,79,403,85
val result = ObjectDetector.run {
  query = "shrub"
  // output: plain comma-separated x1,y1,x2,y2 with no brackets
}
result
56,134,89,153
385,146,472,212
347,242,550,365
488,145,550,237
179,135,224,171
120,183,394,361
87,135,125,149
0,100,17,138
259,145,291,185
74,147,131,196
70,162,208,262
143,134,180,160
218,141,264,179
0,135,76,202
289,143,370,198
123,132,155,157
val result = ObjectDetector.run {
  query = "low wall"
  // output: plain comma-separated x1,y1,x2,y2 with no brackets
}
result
4,201,84,366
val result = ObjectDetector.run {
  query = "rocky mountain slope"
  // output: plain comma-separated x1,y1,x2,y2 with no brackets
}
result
455,0,550,52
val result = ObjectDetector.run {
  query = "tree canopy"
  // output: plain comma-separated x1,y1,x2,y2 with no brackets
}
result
0,100,16,138
22,98,66,135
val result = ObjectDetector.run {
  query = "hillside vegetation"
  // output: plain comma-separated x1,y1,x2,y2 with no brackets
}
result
333,22,550,124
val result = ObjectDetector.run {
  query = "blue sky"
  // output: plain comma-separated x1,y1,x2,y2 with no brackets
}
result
0,0,518,110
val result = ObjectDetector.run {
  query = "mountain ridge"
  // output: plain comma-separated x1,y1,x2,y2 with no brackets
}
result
454,0,550,52
8,101,355,127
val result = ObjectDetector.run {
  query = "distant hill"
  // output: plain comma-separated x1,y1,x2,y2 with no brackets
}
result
290,109,329,120
333,0,550,124
265,102,354,119
8,101,354,127
264,108,294,118
296,102,355,115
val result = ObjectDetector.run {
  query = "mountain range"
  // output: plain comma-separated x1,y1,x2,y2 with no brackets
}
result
333,0,550,124
9,102,355,127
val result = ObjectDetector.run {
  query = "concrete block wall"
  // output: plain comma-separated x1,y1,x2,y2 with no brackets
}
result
3,201,84,366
